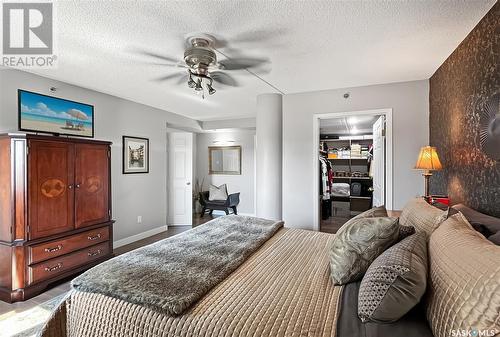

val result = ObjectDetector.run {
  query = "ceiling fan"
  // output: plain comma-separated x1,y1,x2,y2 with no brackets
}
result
136,34,269,98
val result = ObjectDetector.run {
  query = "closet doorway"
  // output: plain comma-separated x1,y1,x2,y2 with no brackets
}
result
313,109,393,233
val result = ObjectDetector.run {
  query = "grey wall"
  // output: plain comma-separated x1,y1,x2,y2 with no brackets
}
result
0,68,199,241
195,131,255,215
283,80,430,229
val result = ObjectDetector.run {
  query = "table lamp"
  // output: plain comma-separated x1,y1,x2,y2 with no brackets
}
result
415,146,443,197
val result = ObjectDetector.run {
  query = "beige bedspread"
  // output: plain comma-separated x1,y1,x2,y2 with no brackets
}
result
40,228,341,337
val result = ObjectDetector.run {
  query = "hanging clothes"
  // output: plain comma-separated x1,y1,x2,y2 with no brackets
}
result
319,156,333,220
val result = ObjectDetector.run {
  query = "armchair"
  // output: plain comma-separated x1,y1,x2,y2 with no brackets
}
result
199,191,240,216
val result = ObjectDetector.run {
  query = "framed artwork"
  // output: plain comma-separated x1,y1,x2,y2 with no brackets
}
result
18,89,94,138
208,146,241,175
123,136,149,174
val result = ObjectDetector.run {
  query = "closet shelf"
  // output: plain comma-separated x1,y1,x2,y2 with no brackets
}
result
350,196,372,200
333,176,372,180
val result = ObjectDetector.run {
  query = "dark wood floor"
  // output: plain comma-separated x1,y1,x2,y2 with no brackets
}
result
320,201,352,234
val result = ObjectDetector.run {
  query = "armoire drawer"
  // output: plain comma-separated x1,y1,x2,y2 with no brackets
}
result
29,226,110,265
28,242,110,285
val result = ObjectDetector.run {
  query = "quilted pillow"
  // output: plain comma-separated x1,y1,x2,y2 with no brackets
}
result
426,213,500,337
358,232,428,323
329,216,400,285
208,184,228,201
399,197,448,238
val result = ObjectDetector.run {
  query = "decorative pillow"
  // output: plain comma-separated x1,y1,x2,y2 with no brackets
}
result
329,216,400,285
351,205,388,220
358,232,428,323
426,213,500,337
399,197,448,237
397,225,416,241
208,184,228,201
488,231,500,245
452,204,500,243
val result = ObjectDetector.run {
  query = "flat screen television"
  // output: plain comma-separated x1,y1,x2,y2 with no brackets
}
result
18,89,94,138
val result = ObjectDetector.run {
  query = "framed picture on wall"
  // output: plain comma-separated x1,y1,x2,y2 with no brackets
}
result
208,146,242,175
123,136,149,174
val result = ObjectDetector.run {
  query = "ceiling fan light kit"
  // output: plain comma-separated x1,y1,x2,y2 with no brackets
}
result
137,33,274,98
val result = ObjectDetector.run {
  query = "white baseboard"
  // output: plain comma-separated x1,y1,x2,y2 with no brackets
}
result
168,223,192,227
209,210,256,217
113,225,168,249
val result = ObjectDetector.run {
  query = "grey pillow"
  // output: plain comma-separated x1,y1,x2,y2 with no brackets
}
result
329,216,400,285
358,232,428,323
452,204,500,244
208,184,228,201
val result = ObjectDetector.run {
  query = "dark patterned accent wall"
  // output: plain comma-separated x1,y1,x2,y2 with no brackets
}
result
429,2,500,217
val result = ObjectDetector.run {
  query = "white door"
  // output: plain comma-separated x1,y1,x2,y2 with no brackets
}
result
168,132,193,226
372,116,385,207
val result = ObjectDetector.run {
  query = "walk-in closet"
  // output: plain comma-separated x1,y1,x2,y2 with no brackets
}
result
318,114,386,233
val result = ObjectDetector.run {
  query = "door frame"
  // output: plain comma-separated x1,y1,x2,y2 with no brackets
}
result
312,108,393,231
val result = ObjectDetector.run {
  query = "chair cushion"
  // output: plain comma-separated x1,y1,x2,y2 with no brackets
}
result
358,232,428,323
426,213,500,337
399,197,448,238
329,216,400,285
209,184,228,201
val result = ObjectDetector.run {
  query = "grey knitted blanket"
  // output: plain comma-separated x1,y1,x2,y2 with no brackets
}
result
71,216,284,316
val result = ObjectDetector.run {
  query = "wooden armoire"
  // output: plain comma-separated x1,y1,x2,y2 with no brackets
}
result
0,133,114,302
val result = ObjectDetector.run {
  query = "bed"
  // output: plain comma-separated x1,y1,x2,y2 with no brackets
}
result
41,226,342,337
40,208,499,337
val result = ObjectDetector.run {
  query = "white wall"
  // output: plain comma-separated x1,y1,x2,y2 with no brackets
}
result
283,80,429,229
195,131,255,215
0,68,200,242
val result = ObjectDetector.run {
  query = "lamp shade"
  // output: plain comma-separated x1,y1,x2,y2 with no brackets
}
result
415,146,443,170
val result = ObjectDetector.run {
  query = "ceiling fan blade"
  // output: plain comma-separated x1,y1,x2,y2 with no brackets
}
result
148,61,188,68
217,57,269,71
211,72,239,87
130,47,181,63
152,73,184,82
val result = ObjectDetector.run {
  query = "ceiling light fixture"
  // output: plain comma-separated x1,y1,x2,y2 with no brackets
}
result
187,72,196,88
206,78,216,95
194,78,203,91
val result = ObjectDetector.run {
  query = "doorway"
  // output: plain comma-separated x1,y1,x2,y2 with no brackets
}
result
167,132,194,226
313,109,393,233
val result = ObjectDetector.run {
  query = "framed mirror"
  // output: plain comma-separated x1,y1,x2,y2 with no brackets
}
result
209,146,241,175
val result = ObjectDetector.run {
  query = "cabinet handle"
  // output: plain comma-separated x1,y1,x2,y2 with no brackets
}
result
75,183,81,189
88,249,102,257
68,184,73,190
87,233,101,241
44,245,63,253
45,263,63,272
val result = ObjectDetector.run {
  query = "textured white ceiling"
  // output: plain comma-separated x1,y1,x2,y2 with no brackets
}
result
27,0,495,121
320,115,379,135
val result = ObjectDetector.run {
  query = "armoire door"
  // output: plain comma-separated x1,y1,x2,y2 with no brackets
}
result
28,141,75,240
74,144,110,228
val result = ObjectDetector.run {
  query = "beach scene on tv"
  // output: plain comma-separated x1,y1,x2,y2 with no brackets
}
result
19,91,93,137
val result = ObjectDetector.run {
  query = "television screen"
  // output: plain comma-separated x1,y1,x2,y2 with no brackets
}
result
18,90,94,138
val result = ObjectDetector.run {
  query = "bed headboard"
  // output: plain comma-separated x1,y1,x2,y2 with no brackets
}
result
429,2,500,217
